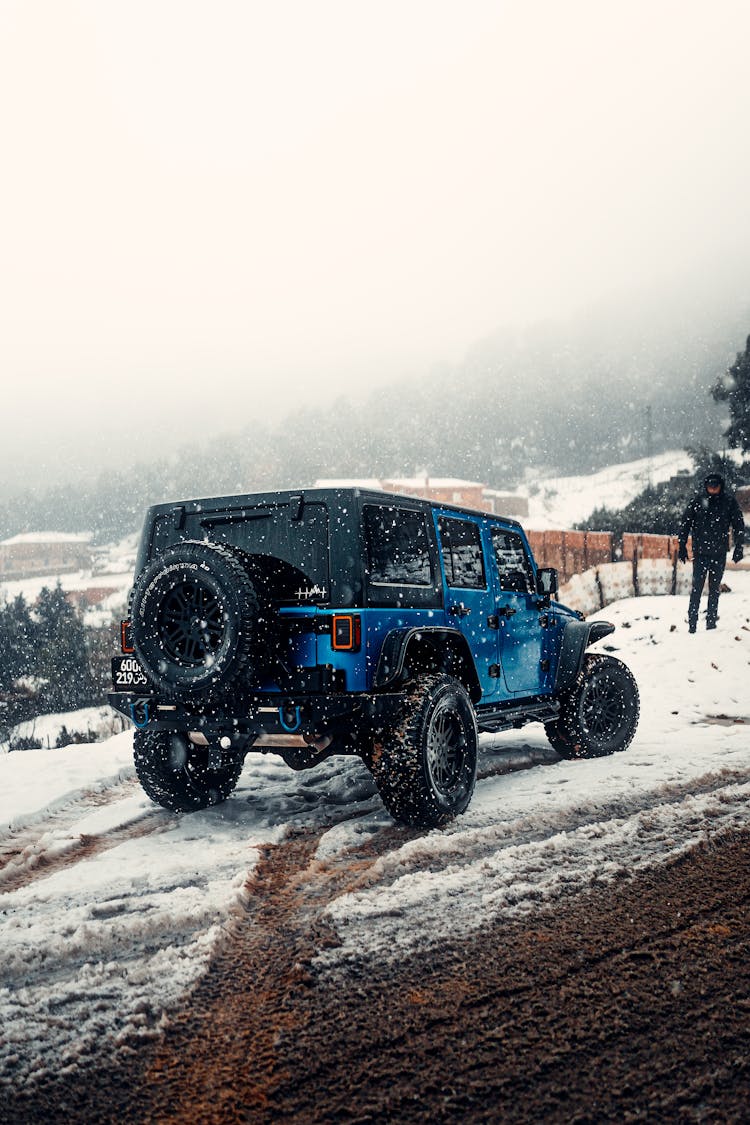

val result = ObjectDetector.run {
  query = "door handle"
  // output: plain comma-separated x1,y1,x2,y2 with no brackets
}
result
497,605,517,618
449,602,471,617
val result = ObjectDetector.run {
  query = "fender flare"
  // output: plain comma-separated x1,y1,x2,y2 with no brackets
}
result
373,626,481,701
554,619,615,693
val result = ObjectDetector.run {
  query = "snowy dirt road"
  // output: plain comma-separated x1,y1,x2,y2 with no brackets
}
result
2,574,750,1122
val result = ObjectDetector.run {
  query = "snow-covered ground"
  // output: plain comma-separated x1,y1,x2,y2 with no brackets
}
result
522,449,694,528
4,705,128,752
2,576,750,1089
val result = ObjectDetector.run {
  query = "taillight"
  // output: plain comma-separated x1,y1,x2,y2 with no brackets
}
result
331,614,361,652
121,620,134,654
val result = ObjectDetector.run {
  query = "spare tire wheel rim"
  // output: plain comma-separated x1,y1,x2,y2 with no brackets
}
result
140,563,233,682
158,572,227,667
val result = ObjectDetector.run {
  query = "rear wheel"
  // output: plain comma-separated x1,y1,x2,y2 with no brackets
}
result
134,729,244,812
546,654,639,760
368,674,477,828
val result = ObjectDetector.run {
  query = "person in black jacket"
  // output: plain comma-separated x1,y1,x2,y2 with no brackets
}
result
678,473,745,632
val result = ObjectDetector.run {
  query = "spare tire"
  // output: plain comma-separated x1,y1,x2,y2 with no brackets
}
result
129,540,267,701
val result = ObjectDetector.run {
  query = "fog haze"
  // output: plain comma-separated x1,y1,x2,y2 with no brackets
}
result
2,0,750,491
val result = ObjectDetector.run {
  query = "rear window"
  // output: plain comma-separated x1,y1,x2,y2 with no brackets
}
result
152,501,330,603
363,505,433,587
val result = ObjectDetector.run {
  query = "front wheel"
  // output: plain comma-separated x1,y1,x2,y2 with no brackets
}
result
368,674,478,828
134,730,244,812
546,654,639,760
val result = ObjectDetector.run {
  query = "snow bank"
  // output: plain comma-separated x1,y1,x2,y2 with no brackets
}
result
524,449,692,528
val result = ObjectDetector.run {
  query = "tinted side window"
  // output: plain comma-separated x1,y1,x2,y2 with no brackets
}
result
364,505,432,586
491,528,534,593
438,517,486,589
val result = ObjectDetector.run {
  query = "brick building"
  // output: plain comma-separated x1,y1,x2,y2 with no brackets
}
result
0,533,93,582
314,477,528,518
382,477,488,510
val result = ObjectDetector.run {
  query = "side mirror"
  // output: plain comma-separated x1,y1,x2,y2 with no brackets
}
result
536,567,558,600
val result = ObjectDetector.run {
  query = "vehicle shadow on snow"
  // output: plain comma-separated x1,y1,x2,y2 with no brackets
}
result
200,743,564,834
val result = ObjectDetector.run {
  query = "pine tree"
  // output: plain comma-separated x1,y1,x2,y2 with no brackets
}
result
713,335,750,452
0,595,36,688
0,595,38,735
35,585,95,713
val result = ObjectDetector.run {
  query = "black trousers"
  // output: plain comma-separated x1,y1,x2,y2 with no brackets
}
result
688,555,726,628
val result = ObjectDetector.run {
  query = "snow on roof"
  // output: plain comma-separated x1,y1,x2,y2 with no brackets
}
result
313,479,384,490
0,531,93,545
384,477,486,490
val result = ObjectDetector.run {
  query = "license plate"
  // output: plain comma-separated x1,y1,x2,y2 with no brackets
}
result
112,655,149,691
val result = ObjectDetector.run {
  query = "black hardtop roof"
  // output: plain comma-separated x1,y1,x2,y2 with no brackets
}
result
147,486,524,532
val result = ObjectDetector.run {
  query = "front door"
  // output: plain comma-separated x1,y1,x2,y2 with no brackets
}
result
436,513,501,700
489,527,547,695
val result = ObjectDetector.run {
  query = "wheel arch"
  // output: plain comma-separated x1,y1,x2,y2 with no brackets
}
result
554,619,615,693
373,626,482,703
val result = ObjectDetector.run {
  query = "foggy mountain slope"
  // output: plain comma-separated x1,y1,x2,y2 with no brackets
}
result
0,291,743,542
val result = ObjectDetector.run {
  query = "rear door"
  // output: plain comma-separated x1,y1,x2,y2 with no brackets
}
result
489,527,547,695
436,513,501,701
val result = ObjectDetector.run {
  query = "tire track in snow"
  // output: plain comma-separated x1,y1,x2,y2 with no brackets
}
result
0,804,172,895
0,771,138,842
320,762,750,898
318,774,750,972
130,820,419,1123
0,783,169,895
6,827,750,1124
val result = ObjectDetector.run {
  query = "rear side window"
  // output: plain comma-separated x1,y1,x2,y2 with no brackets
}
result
364,505,433,586
491,528,534,593
438,517,486,589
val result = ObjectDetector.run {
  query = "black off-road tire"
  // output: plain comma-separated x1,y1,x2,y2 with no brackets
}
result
129,540,267,702
545,653,639,760
368,674,478,828
133,729,244,812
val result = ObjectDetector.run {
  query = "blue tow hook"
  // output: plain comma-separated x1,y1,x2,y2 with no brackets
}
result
279,705,301,733
130,701,151,729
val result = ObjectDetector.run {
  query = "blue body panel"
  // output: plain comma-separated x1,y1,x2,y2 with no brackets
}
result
265,511,572,704
271,605,447,695
431,507,563,700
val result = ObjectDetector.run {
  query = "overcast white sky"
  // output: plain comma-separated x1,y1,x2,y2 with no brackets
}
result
2,0,750,488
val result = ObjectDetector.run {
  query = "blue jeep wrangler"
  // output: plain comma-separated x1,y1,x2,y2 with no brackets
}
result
109,488,639,827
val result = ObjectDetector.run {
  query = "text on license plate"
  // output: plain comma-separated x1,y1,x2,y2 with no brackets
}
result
112,655,149,690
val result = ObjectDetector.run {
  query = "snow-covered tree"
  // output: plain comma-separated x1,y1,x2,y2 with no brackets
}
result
35,585,95,712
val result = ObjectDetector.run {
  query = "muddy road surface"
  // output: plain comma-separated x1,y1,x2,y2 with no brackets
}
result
4,820,749,1125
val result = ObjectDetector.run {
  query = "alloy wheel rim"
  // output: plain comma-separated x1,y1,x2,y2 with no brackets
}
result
580,671,626,743
426,704,467,796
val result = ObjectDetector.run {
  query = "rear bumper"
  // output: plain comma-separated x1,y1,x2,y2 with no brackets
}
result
107,689,403,745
